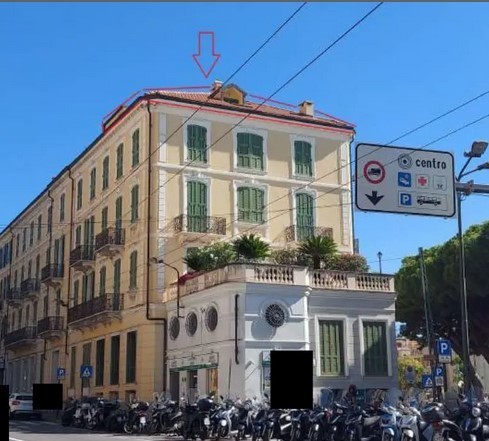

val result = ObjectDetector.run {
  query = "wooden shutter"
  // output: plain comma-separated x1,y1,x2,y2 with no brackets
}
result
363,321,388,376
115,197,122,229
101,207,108,231
99,267,106,296
132,129,140,166
113,259,121,294
250,134,264,170
187,181,207,232
319,321,344,375
187,125,207,162
296,193,314,240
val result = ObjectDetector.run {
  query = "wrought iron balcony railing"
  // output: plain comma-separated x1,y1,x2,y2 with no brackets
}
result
70,245,95,266
174,214,226,235
284,225,333,242
20,278,40,296
37,316,64,335
67,292,123,324
95,228,125,252
5,326,37,347
41,263,64,282
6,288,22,302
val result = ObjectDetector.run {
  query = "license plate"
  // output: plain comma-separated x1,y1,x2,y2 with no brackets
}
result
140,417,146,424
204,417,210,425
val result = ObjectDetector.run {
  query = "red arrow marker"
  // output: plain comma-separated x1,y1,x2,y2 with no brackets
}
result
192,31,221,78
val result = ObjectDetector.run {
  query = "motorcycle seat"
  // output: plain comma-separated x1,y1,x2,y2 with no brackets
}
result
364,416,380,427
419,421,428,431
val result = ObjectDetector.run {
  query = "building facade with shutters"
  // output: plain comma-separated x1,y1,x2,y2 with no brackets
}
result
164,264,398,401
0,81,358,400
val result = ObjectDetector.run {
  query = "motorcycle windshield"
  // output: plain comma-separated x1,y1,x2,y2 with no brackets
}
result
318,388,334,408
384,387,403,409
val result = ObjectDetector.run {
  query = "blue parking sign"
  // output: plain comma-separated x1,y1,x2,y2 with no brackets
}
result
57,367,66,380
399,192,413,206
437,339,452,363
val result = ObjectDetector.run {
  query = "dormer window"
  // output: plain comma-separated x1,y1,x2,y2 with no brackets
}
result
210,81,246,106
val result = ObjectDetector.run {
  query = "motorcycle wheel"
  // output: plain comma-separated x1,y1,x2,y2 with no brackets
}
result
86,419,97,430
252,432,259,441
263,427,272,441
123,422,133,434
310,429,322,441
290,427,298,441
236,429,245,441
200,426,209,440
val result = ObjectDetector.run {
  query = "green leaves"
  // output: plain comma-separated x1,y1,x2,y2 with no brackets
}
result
232,233,270,261
298,235,338,269
183,241,236,272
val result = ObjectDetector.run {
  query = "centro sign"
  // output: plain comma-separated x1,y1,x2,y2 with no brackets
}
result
355,143,456,218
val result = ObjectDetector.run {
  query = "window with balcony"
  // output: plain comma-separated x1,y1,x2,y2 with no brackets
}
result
90,168,96,200
319,320,345,376
77,179,83,210
130,185,139,223
237,187,265,224
110,335,120,385
96,339,105,387
126,331,137,383
116,143,124,179
28,260,32,279
187,124,207,163
73,280,79,306
363,321,388,376
101,207,108,231
70,346,77,388
129,251,137,289
75,225,81,247
115,197,122,230
113,259,121,294
132,129,140,167
60,194,65,222
296,193,314,241
99,266,106,296
187,181,207,232
294,140,313,177
237,132,264,171
102,156,109,190
81,275,88,303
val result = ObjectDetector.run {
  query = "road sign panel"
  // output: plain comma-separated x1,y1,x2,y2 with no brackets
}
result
433,365,444,386
57,367,66,379
355,143,456,217
437,339,452,363
422,374,433,388
80,365,93,379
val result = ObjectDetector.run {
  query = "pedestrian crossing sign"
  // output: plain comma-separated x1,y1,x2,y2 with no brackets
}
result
80,365,93,378
422,374,433,388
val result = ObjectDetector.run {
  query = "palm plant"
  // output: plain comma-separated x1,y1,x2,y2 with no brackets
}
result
183,248,215,272
232,233,270,261
207,241,236,268
298,235,338,269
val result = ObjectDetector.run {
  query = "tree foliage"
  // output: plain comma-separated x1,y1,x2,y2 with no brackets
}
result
298,235,338,269
397,356,425,391
396,221,489,386
233,233,270,261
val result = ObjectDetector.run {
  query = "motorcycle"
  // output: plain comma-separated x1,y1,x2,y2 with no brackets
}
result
123,400,150,434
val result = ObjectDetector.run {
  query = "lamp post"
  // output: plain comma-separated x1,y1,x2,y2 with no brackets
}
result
456,141,489,393
152,258,184,319
377,251,383,274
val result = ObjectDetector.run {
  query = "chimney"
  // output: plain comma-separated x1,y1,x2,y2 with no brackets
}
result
299,100,314,117
209,80,223,99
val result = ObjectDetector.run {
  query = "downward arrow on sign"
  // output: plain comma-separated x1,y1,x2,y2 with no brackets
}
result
366,191,384,205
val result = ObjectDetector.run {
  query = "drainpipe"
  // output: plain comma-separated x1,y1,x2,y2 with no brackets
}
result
44,191,54,383
348,134,357,253
64,169,75,356
235,294,239,364
144,101,168,394
3,228,14,384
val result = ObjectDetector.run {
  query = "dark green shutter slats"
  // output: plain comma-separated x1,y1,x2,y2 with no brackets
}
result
132,129,140,167
296,193,314,240
187,125,207,162
295,141,312,176
319,321,344,375
363,321,388,376
115,197,122,230
187,181,207,232
237,187,264,224
237,133,263,170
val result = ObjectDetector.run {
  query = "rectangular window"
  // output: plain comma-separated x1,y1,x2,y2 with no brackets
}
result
70,346,77,388
187,125,207,163
115,197,122,230
89,216,95,246
37,215,42,241
187,181,207,232
110,335,120,385
296,193,314,241
30,222,34,247
102,156,109,190
22,229,26,252
116,143,124,179
16,234,19,258
319,320,345,376
75,225,81,246
126,331,137,383
99,266,106,296
35,255,40,279
81,275,88,303
363,321,388,376
95,339,105,387
90,168,96,200
294,140,313,176
113,259,121,294
237,132,264,170
77,179,83,210
73,280,79,306
59,194,65,222
82,342,91,389
88,271,95,300
237,187,265,224
129,251,137,289
101,207,108,231
130,185,139,223
132,129,140,167
47,206,53,235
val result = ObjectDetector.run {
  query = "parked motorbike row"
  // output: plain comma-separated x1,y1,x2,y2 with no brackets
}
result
59,389,489,441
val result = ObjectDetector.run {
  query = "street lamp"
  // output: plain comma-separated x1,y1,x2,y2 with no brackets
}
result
377,251,383,274
151,258,184,318
456,140,488,393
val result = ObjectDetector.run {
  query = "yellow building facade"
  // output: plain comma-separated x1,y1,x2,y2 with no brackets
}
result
0,82,355,401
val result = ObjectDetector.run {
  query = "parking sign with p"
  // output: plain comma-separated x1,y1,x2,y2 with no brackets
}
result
437,339,452,363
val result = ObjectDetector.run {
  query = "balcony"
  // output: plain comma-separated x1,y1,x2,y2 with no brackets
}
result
67,293,123,329
6,288,22,305
5,326,38,349
41,264,64,287
284,225,333,243
37,316,64,339
95,228,125,258
174,214,226,241
70,245,95,272
20,278,40,299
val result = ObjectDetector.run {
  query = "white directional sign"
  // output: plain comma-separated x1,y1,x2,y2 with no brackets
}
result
355,143,456,217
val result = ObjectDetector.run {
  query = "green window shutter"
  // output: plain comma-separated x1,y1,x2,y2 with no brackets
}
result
77,179,83,210
296,193,314,240
237,133,250,168
237,187,264,224
113,259,121,294
295,141,312,176
237,187,249,222
132,129,140,167
116,143,123,179
363,321,388,376
187,181,207,232
60,194,65,222
319,321,345,376
251,134,264,170
82,275,88,303
75,226,81,247
115,197,122,230
95,339,105,387
101,207,108,231
102,156,109,190
251,188,264,223
90,168,96,200
99,267,106,296
126,331,137,383
37,215,42,241
129,251,137,289
237,133,264,170
187,125,207,163
131,185,139,223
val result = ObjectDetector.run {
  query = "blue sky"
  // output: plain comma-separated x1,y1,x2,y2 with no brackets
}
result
1,2,489,274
